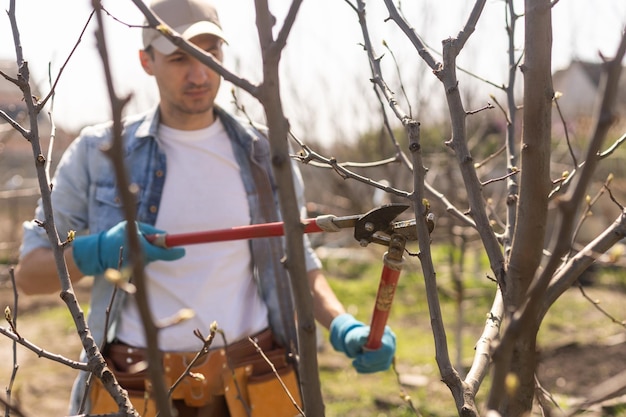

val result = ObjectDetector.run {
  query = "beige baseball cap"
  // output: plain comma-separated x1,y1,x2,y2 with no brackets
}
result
142,0,227,55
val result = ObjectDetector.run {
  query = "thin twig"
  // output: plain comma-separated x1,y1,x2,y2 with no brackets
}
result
534,374,562,417
165,323,218,397
604,183,625,211
481,168,519,187
598,132,626,159
4,269,20,417
569,175,613,253
382,40,413,118
466,102,495,115
293,140,411,199
576,283,626,329
391,358,422,416
216,330,252,417
553,94,578,167
474,143,506,169
248,337,305,417
37,10,95,112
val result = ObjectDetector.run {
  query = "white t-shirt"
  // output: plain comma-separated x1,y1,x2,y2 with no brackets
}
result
116,119,270,350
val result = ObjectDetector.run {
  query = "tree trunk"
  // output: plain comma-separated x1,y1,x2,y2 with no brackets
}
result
500,0,553,415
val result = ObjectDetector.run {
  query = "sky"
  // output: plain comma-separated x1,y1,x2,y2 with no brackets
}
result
1,0,625,144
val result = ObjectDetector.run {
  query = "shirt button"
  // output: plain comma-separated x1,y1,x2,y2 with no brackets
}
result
155,170,164,177
149,205,157,213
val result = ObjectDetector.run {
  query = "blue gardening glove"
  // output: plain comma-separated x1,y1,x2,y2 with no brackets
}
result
72,221,185,276
329,313,396,374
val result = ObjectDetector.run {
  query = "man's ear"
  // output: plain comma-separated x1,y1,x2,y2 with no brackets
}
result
139,50,154,75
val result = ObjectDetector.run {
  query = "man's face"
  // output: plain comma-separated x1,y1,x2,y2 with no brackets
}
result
140,34,224,129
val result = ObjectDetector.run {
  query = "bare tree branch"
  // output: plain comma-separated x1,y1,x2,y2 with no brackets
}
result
0,327,90,370
542,208,626,313
250,1,324,415
549,132,626,199
89,2,164,415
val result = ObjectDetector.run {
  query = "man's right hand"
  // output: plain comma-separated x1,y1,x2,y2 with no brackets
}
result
72,220,185,276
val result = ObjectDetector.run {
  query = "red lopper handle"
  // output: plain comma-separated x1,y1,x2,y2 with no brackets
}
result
365,252,403,350
145,219,324,247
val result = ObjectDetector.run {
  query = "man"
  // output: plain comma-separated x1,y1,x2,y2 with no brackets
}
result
14,0,396,416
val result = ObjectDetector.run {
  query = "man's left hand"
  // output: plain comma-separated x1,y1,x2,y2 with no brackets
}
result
329,313,396,373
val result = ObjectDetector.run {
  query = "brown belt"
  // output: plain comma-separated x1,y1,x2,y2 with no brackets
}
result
103,328,278,403
106,328,274,371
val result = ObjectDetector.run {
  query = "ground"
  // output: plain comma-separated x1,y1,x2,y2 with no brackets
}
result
1,269,625,417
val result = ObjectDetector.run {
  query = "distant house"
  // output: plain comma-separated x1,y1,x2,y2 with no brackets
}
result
552,60,626,122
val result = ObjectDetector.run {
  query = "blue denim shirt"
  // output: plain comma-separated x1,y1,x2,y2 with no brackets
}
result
20,106,321,413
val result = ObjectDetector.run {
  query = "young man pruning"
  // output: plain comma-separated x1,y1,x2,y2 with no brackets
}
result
15,0,396,415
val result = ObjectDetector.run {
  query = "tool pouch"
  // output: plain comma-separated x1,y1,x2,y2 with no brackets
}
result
90,329,300,415
224,346,302,417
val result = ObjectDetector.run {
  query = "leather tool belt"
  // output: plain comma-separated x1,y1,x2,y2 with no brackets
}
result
89,328,302,417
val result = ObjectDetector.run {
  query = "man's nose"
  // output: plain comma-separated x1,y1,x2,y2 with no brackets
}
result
187,59,211,84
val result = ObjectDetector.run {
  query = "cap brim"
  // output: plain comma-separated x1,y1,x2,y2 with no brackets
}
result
150,21,227,55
